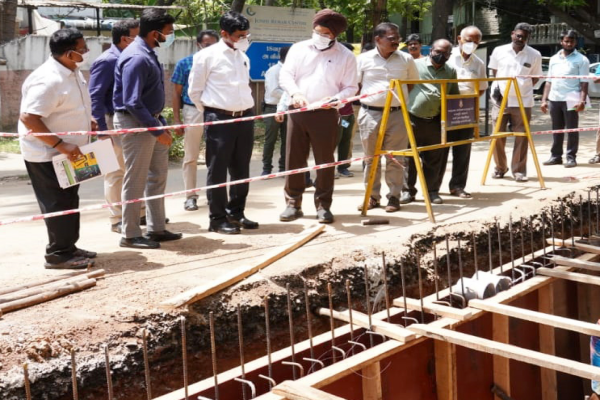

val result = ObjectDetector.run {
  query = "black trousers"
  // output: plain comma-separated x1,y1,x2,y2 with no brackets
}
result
549,100,579,161
25,160,80,264
442,127,473,191
204,110,254,222
403,114,446,196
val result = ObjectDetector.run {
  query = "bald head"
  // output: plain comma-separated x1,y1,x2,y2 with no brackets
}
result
432,38,452,53
430,39,453,68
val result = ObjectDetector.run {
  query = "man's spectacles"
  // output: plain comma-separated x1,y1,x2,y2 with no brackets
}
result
514,34,528,40
382,36,401,43
313,30,333,40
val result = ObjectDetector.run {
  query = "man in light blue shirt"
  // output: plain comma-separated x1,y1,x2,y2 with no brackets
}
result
541,29,589,168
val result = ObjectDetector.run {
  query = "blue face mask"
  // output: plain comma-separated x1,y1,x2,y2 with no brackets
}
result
157,31,175,48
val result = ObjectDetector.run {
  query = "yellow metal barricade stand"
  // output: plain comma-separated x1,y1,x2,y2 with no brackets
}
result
360,77,546,224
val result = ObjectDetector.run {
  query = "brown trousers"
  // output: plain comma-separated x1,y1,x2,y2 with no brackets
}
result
491,106,532,177
285,109,339,210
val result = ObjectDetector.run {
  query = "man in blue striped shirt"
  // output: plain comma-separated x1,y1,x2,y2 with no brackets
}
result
172,30,219,212
89,18,140,234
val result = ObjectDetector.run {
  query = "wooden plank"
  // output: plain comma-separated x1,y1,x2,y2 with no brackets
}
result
548,255,600,272
161,225,325,308
0,278,97,314
434,341,457,400
0,268,102,296
393,297,472,320
493,313,510,397
546,238,600,255
408,324,600,381
468,299,600,337
361,362,382,400
0,269,105,304
272,380,347,400
538,267,600,287
316,308,416,343
538,284,557,400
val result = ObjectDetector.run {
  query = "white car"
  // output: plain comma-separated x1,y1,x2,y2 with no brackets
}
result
535,61,600,98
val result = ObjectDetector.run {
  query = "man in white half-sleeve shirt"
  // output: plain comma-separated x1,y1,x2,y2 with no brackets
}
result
18,28,97,270
444,25,488,198
357,22,418,213
488,22,542,182
278,8,358,224
188,11,258,235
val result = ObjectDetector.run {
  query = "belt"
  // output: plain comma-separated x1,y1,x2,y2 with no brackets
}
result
204,107,252,117
116,110,161,119
361,104,401,112
410,114,440,121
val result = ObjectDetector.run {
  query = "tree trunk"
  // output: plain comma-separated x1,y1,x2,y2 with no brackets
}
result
399,15,408,39
231,0,246,13
370,0,387,31
265,0,274,6
0,0,18,44
431,0,453,42
547,4,600,45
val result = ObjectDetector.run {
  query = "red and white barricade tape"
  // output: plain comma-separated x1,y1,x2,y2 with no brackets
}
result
0,155,375,227
0,90,388,138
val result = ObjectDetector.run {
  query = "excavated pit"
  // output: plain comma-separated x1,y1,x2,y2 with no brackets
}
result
1,189,598,399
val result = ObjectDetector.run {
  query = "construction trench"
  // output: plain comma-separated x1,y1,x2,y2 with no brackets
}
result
4,188,600,399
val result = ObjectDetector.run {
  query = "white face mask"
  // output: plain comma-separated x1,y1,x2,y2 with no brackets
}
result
233,37,250,52
461,41,477,55
72,51,91,68
312,32,333,50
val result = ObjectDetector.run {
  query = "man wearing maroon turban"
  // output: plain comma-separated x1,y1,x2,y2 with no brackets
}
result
278,9,358,224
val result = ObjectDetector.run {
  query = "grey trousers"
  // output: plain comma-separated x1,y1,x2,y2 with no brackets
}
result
114,112,169,238
491,106,532,177
181,104,204,200
358,107,407,201
103,115,145,224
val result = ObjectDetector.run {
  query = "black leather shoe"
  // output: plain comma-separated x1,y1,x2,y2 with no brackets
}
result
228,215,259,229
120,237,160,249
316,209,334,223
144,230,183,242
564,159,577,168
209,221,241,234
399,192,415,204
280,206,303,222
543,158,562,166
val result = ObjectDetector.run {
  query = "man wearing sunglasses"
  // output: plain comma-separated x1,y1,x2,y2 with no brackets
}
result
488,22,542,183
89,18,140,235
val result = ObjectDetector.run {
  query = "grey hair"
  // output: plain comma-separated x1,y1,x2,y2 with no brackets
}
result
460,25,482,38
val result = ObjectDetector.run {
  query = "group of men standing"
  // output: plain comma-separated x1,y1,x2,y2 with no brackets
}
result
17,6,591,269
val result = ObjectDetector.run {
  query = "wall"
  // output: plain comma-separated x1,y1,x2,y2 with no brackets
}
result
0,35,265,132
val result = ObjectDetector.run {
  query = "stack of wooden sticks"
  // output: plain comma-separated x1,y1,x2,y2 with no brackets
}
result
0,269,104,316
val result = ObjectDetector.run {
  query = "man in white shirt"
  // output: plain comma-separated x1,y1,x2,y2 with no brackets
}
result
488,22,542,182
278,9,359,224
18,28,97,269
357,22,418,212
262,46,290,175
188,11,258,235
444,26,488,198
541,29,589,168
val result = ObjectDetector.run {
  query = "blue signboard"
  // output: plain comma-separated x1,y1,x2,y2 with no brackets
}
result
246,41,293,81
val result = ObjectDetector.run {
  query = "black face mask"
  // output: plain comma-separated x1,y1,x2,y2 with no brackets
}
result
431,53,448,65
